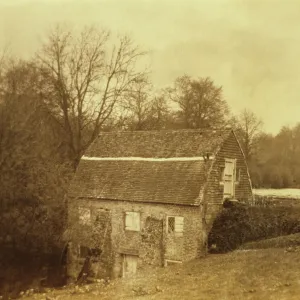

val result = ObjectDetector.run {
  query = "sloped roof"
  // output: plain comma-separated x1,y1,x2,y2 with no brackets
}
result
69,160,208,205
69,129,233,206
85,129,232,158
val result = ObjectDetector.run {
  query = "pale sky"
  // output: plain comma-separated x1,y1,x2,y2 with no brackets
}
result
1,0,300,134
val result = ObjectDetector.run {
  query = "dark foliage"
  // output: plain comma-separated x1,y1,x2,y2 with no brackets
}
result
0,246,66,299
247,124,300,188
208,204,300,253
167,75,229,129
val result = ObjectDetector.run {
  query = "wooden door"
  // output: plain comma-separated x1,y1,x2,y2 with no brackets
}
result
223,158,236,199
165,216,184,261
122,255,138,278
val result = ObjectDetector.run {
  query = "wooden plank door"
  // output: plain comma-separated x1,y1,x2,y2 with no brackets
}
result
223,158,236,199
122,255,138,278
165,216,184,261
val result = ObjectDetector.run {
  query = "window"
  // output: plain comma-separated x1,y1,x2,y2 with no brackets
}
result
168,217,175,233
221,163,240,183
167,216,184,236
78,207,91,225
95,208,109,226
125,212,140,231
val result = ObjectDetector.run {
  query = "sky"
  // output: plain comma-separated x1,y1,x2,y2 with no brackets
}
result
1,0,300,134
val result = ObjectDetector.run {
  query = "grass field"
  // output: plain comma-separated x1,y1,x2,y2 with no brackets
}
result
240,233,300,250
253,188,300,199
20,246,300,300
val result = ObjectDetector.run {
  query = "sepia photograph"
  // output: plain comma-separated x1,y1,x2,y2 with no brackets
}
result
1,0,300,299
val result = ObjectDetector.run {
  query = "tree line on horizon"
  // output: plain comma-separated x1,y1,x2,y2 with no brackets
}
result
0,24,299,255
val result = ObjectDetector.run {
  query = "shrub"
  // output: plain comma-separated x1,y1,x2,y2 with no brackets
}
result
208,203,300,253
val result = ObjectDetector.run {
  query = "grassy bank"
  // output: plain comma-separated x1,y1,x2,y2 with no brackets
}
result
15,247,300,300
240,233,300,250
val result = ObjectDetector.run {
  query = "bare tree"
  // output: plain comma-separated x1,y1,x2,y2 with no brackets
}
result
234,109,263,162
120,77,152,130
37,25,148,165
148,94,171,130
167,75,229,129
117,76,172,131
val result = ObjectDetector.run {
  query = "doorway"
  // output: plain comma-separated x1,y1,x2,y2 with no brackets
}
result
122,255,138,278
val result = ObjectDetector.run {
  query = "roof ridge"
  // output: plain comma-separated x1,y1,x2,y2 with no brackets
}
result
98,128,231,136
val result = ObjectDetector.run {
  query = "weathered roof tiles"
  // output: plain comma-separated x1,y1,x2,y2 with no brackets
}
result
69,129,233,206
85,129,232,158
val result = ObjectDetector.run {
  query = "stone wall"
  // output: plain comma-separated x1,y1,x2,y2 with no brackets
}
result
67,198,203,279
66,207,114,280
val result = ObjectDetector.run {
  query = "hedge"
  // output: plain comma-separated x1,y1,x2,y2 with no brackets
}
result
208,203,300,253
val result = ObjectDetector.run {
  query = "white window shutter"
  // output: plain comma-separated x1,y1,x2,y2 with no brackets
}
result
224,181,233,196
224,159,234,176
175,217,184,233
133,212,140,231
223,158,237,198
125,212,133,230
125,212,140,231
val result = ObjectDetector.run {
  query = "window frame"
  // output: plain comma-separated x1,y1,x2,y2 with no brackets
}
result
166,215,184,237
167,216,176,234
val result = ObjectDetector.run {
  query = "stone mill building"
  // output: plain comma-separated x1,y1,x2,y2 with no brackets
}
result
66,128,253,280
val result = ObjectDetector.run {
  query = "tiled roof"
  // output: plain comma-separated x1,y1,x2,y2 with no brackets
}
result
85,129,232,158
70,129,233,206
69,159,209,205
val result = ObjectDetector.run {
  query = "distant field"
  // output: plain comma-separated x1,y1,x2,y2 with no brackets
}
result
253,188,300,199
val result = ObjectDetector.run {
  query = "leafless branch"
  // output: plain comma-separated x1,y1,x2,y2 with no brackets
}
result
36,25,148,164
